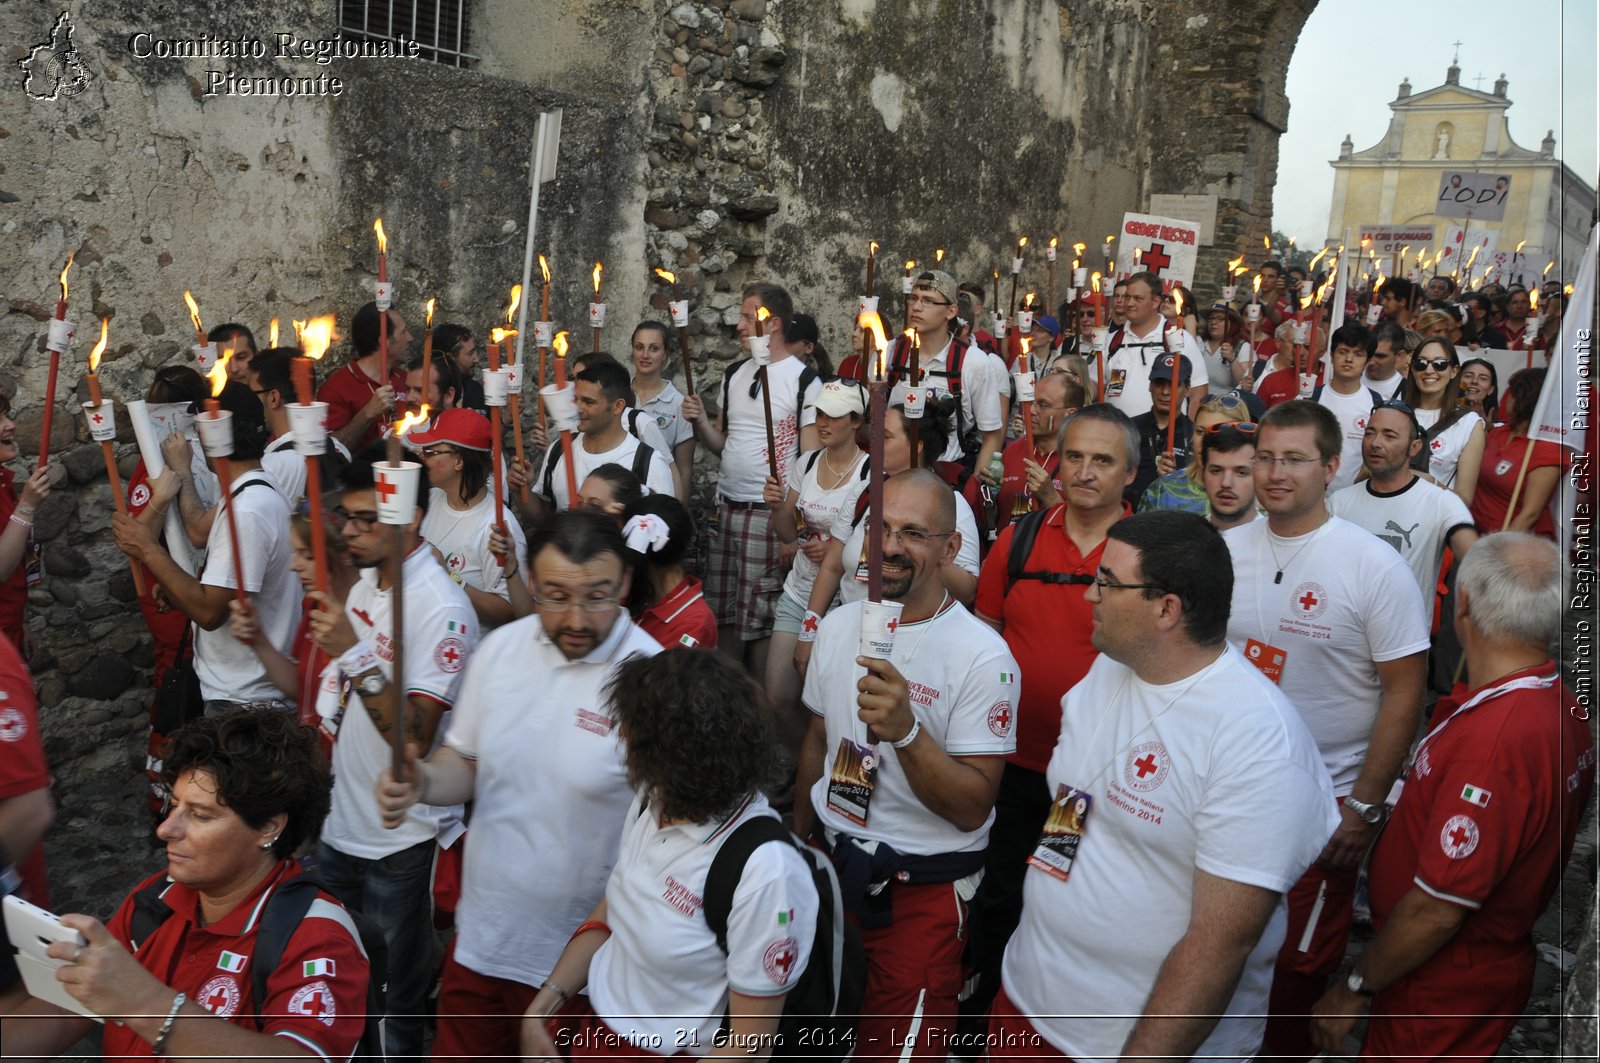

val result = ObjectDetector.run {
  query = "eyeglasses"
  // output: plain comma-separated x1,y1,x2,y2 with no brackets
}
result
421,446,458,459
907,294,952,309
1204,421,1258,434
332,507,380,532
871,522,953,548
1251,454,1322,470
1092,573,1165,594
1412,357,1455,372
529,591,622,615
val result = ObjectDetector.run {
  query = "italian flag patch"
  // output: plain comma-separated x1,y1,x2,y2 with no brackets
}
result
217,951,247,973
446,620,467,634
999,671,1016,684
1460,784,1492,808
302,958,336,977
679,634,700,647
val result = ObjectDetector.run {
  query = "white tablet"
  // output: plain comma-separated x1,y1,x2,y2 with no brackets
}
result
3,895,103,1022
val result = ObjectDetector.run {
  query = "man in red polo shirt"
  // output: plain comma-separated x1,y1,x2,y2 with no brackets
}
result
1311,532,1595,1062
991,371,1085,529
959,403,1137,1034
318,301,411,450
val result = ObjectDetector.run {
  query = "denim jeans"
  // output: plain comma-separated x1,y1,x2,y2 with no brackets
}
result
314,839,435,1060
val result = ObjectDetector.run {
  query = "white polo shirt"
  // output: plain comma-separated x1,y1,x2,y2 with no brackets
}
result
587,791,819,1056
261,433,353,506
1104,322,1206,418
420,488,529,611
194,468,301,703
319,545,474,860
443,614,661,986
634,380,694,450
534,431,676,509
719,356,822,503
802,598,1018,854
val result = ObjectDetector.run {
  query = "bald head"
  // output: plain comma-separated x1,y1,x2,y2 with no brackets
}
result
1457,532,1563,648
886,468,956,534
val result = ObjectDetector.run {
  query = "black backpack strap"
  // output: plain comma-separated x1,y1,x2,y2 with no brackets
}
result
1004,508,1050,588
231,475,274,499
1311,384,1324,402
850,488,872,531
631,442,657,484
804,450,821,477
128,879,176,953
704,816,795,954
250,877,322,1019
720,358,749,430
541,435,567,499
798,365,820,408
1367,388,1384,406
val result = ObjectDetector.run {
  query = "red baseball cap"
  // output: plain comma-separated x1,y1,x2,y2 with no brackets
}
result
407,408,491,451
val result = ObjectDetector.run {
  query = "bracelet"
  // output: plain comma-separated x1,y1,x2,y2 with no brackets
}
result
151,991,186,1055
539,978,571,1011
890,719,921,750
796,611,822,643
13,505,34,518
8,515,31,530
570,919,611,942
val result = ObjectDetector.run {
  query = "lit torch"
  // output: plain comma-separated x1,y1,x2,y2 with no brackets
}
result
590,262,605,353
655,268,697,396
859,309,890,605
290,314,338,595
83,320,144,594
550,331,581,508
39,256,78,468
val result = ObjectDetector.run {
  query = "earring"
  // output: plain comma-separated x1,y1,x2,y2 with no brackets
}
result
261,838,277,850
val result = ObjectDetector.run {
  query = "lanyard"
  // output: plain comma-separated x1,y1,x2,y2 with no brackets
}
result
1416,671,1558,762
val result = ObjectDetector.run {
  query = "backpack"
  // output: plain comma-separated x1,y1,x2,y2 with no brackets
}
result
129,873,389,1063
541,435,658,499
1004,507,1095,589
885,335,981,462
1409,406,1471,480
703,816,865,1061
719,359,821,436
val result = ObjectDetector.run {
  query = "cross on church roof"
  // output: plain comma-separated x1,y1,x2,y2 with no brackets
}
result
1451,40,1463,65
1471,73,1486,90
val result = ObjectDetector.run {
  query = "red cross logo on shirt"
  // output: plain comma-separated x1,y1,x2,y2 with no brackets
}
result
441,644,460,666
301,990,328,1017
763,938,800,985
352,607,374,627
204,984,231,1010
374,474,398,502
1298,590,1320,612
1448,824,1471,848
1140,243,1173,276
1133,754,1158,778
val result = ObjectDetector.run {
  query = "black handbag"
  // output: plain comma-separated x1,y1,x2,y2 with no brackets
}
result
152,622,203,734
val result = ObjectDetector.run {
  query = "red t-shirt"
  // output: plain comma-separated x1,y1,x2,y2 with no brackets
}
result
0,635,50,905
316,359,407,450
127,461,192,685
1369,665,1594,951
0,469,30,651
638,576,718,650
105,861,369,1062
1255,363,1325,410
1471,425,1567,539
289,609,334,761
974,504,1113,772
994,437,1059,532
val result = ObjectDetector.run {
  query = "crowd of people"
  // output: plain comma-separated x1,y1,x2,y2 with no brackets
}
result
0,252,1590,1063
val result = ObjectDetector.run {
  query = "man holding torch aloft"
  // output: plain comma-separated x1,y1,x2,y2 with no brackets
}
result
681,282,822,674
320,301,413,451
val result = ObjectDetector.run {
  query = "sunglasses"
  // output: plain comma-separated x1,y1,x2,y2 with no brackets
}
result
1204,421,1258,435
1412,357,1455,372
1376,399,1415,415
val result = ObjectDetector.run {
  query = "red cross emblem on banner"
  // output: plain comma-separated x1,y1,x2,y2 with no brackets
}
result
1141,243,1173,275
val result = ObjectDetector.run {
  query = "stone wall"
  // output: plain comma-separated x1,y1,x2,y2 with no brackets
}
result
4,0,1328,915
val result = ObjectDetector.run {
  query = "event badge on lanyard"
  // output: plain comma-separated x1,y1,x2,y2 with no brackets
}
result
825,737,877,827
1244,638,1287,684
1027,784,1093,882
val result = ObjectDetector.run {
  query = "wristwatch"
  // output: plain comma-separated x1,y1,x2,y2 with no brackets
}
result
1346,969,1376,997
1343,797,1384,824
355,670,388,699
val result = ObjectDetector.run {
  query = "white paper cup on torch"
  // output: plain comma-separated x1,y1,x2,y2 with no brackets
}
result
1291,321,1311,345
901,276,914,294
506,361,524,391
1092,327,1110,353
541,383,579,431
1298,373,1317,399
1072,267,1088,288
1013,369,1037,403
483,367,511,408
374,281,393,312
46,318,76,354
1066,287,1078,304
533,321,554,348
669,300,690,328
1222,285,1238,302
588,302,607,328
287,402,330,456
858,295,880,316
1011,256,1023,274
375,461,422,525
82,401,116,442
193,342,219,371
748,333,772,367
859,599,906,660
993,315,1008,341
1246,304,1262,323
1298,280,1314,301
1016,310,1034,334
891,383,926,419
1046,245,1058,262
196,410,234,457
1365,304,1382,326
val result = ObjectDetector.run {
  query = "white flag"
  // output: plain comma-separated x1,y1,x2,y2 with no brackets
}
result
1528,225,1596,448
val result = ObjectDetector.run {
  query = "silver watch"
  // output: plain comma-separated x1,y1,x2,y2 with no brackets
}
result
355,671,387,698
1346,969,1375,997
1344,797,1384,824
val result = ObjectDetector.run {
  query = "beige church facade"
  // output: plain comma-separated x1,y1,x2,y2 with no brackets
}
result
1325,63,1595,285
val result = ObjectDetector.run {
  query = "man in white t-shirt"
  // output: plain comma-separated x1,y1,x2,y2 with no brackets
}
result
307,457,475,1060
794,469,1019,1062
996,511,1336,1060
1314,323,1382,492
112,382,300,713
1105,272,1206,419
531,359,675,513
682,283,822,674
1330,402,1478,600
894,270,1003,472
375,510,660,1061
1222,400,1429,1061
251,348,354,508
1360,322,1407,401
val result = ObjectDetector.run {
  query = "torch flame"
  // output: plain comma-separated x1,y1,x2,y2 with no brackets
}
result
1416,245,1426,263
1252,275,1261,294
1091,272,1102,293
756,306,770,325
373,218,387,254
1529,289,1539,310
206,346,234,398
1544,261,1555,277
1072,259,1080,270
1374,275,1385,292
184,291,204,336
1018,236,1028,249
507,285,522,324
1049,237,1058,249
552,331,570,359
1020,335,1030,358
1073,242,1086,257
426,297,436,328
1025,291,1036,310
490,327,518,344
1308,246,1329,270
654,268,677,284
1564,283,1573,296
858,311,889,377
88,317,109,373
592,263,603,294
869,241,879,256
299,316,336,362
935,249,945,264
539,255,551,284
1515,240,1526,253
394,405,432,439
293,319,305,345
1463,245,1481,270
1171,289,1183,316
1104,235,1115,244
1263,236,1272,250
59,254,75,302
905,260,916,271
269,318,279,347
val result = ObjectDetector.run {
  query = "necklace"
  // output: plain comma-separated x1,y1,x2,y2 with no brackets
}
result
1264,517,1327,584
820,445,862,484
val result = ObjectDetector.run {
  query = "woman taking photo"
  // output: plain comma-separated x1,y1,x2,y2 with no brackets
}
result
761,380,868,761
1196,303,1254,393
1471,367,1565,540
630,321,696,503
521,650,817,1062
1,710,370,1062
1401,337,1485,505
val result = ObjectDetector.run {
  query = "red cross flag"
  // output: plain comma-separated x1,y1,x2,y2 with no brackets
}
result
1116,212,1201,289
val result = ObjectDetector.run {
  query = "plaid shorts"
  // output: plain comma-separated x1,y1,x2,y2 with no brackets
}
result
704,501,782,641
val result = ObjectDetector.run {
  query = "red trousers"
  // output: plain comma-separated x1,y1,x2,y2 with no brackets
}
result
1362,939,1532,1063
1264,853,1359,1061
431,943,537,1063
853,880,970,1062
987,987,1071,1058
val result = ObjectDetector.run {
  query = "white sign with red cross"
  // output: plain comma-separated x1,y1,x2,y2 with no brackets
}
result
1116,213,1201,289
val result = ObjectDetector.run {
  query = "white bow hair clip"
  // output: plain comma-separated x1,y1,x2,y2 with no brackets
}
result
624,513,671,554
